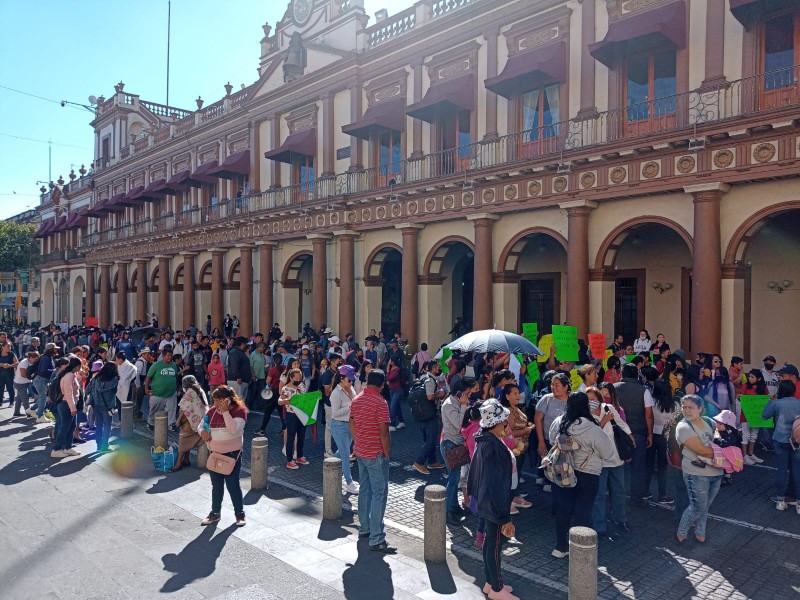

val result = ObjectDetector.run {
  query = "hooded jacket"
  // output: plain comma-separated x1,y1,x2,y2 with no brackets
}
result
466,431,513,525
548,414,615,476
89,377,119,412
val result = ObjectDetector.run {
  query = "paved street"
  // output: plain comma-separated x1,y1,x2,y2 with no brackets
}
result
3,401,800,600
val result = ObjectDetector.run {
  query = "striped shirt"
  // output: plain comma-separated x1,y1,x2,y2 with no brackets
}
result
350,388,390,459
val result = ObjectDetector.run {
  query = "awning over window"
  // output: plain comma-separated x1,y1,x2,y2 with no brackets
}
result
34,220,54,238
485,41,566,99
111,191,137,208
85,200,110,218
186,161,220,187
50,216,68,233
406,74,476,122
729,0,795,27
163,169,193,193
105,194,127,212
63,208,89,231
264,129,317,164
342,97,407,140
137,181,168,203
589,0,686,68
210,150,251,179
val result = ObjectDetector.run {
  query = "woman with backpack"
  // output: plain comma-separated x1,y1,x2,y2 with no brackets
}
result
762,380,800,512
675,394,723,543
87,361,119,453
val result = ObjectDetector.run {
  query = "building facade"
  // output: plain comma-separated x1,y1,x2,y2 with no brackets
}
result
36,0,800,364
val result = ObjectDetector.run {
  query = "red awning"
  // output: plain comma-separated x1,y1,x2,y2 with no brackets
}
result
105,195,127,212
50,216,68,233
264,129,317,163
163,169,193,193
84,200,109,218
63,208,89,231
186,161,220,186
729,0,794,27
589,0,686,68
137,180,168,202
342,97,407,140
406,74,475,122
210,150,251,179
109,191,135,209
485,41,567,99
34,220,54,238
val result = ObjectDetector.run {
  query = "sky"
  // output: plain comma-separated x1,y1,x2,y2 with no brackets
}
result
0,0,410,220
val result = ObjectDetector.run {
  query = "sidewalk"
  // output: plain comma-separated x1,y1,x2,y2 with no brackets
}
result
0,412,561,600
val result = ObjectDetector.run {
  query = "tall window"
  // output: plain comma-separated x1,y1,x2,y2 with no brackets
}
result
521,85,560,140
439,109,471,174
294,157,315,200
762,15,800,107
376,130,402,185
625,50,676,134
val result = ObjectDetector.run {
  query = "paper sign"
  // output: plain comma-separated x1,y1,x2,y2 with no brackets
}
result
522,323,539,345
515,353,540,391
439,347,452,375
569,369,583,392
739,395,774,429
552,325,579,362
85,317,99,327
587,334,606,360
537,334,553,363
603,349,613,370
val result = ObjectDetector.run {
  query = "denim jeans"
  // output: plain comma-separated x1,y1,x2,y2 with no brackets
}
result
629,433,648,502
555,472,599,552
593,465,627,532
415,418,441,466
483,519,506,593
440,439,461,511
330,420,354,484
258,396,280,432
670,466,689,520
285,412,306,462
357,454,390,546
33,377,48,417
54,401,76,451
209,451,243,514
389,390,405,426
140,394,150,421
95,409,112,451
677,473,722,538
774,441,800,500
0,378,14,405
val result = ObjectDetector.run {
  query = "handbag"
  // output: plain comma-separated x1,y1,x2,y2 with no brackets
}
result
444,443,470,471
610,420,635,461
207,450,241,475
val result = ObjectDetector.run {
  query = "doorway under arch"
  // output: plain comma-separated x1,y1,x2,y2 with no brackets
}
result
72,276,86,325
364,244,403,338
424,238,474,344
282,252,314,337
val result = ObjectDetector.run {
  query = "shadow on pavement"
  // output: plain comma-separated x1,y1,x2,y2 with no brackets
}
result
146,467,203,495
426,561,457,594
341,537,395,600
160,523,237,593
317,519,352,542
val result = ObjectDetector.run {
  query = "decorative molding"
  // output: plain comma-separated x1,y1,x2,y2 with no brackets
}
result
365,68,410,107
426,40,481,84
502,4,572,55
287,103,319,133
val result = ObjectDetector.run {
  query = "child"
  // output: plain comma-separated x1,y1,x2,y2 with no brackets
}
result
738,369,767,465
707,410,743,485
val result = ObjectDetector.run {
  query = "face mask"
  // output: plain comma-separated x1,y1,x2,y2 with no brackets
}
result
589,399,600,411
469,391,482,402
765,363,775,370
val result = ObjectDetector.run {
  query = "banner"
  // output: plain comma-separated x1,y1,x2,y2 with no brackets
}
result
85,317,99,327
739,395,774,429
290,390,321,426
537,334,553,363
552,325,579,362
587,334,606,360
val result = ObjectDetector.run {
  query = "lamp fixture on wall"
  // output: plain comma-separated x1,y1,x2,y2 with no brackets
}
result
767,280,791,293
652,281,673,294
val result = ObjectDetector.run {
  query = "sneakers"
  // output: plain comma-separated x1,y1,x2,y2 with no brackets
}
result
64,449,81,456
427,463,446,470
286,461,299,470
50,450,67,458
551,549,569,559
295,457,309,465
474,531,485,549
483,584,514,595
657,497,675,505
36,416,50,424
543,484,552,493
777,500,788,511
389,426,397,432
796,504,800,516
345,482,360,495
254,430,265,437
509,505,519,515
25,409,37,418
235,513,246,527
201,512,221,526
396,422,406,430
413,463,430,475
512,498,532,508
535,477,545,485
770,496,796,505
751,455,764,464
744,455,756,466
487,588,519,600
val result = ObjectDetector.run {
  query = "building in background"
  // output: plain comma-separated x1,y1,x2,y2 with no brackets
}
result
36,0,800,365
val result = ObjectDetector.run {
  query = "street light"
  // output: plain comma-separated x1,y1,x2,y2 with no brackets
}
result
60,97,97,114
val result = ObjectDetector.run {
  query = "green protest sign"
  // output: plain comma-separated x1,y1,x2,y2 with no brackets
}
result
522,323,538,344
439,347,452,375
552,325,579,362
515,353,539,390
290,391,321,426
739,395,774,429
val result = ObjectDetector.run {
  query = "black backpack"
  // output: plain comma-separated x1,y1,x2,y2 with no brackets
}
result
46,377,63,406
407,375,437,422
27,356,40,380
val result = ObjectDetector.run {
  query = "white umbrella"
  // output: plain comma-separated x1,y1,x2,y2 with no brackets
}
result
443,329,543,356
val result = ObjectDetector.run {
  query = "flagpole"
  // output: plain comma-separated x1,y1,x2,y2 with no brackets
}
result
166,0,171,107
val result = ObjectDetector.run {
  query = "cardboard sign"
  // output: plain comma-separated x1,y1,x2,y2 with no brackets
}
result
439,347,452,375
522,323,539,345
537,334,553,363
587,334,606,360
603,349,614,370
739,395,774,429
569,369,583,392
552,325,579,362
85,317,98,327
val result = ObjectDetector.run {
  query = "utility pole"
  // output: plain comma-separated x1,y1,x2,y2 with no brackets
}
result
166,0,171,107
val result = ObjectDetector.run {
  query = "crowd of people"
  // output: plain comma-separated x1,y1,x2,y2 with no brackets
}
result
3,320,799,600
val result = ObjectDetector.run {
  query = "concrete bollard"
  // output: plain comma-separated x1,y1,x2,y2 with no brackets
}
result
251,436,269,490
154,411,169,450
568,526,598,600
196,443,209,469
424,484,447,562
323,457,343,520
120,401,134,439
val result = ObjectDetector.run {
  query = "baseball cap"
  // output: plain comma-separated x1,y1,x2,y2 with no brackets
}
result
330,336,341,343
778,364,799,377
763,355,776,362
338,365,356,381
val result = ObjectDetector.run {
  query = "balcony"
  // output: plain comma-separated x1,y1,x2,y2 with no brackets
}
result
40,250,65,264
79,66,800,252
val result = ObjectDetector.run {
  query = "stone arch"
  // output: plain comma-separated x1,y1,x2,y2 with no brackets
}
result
199,261,213,289
130,268,138,292
227,258,241,288
594,216,694,271
364,243,403,281
724,200,800,265
497,227,568,274
422,236,475,277
282,251,313,285
43,278,55,324
72,275,85,325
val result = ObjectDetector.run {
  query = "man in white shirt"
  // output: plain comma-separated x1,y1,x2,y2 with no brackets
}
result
13,351,38,418
114,351,139,425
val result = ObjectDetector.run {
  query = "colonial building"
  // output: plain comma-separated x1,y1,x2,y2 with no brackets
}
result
36,0,800,364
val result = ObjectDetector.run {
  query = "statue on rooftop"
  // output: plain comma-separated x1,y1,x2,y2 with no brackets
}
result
283,32,307,82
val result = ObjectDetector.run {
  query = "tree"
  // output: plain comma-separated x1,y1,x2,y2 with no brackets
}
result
0,222,38,272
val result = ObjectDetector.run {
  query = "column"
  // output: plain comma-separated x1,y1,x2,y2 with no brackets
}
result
336,232,357,338
238,244,254,338
308,235,330,330
701,0,727,89
258,242,276,334
182,253,196,331
269,114,281,188
411,61,424,158
322,93,335,177
349,84,363,170
396,224,423,347
211,249,225,332
117,261,129,326
85,264,96,319
577,0,597,116
560,200,598,339
685,183,728,354
99,263,111,328
483,30,499,140
467,214,500,331
158,256,171,328
249,120,261,192
136,258,148,324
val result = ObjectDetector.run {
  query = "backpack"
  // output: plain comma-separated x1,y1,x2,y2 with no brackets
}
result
541,434,579,488
411,354,422,378
791,416,800,451
46,377,63,406
407,375,437,422
665,413,716,469
27,356,40,380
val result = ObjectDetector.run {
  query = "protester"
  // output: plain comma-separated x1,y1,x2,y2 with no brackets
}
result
13,350,38,418
0,342,19,407
614,364,654,507
762,380,800,512
87,361,119,453
329,365,359,494
52,356,83,459
145,347,178,431
441,377,477,525
281,368,309,470
207,353,226,391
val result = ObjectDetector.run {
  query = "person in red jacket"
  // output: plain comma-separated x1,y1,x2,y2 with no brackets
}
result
206,353,226,390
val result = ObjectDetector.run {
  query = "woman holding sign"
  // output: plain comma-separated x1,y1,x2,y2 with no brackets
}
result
281,368,309,470
762,380,800,512
738,369,768,465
